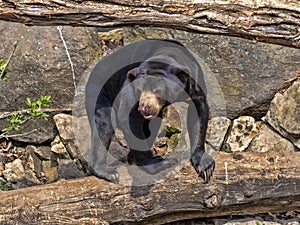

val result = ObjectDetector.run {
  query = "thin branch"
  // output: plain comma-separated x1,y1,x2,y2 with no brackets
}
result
0,141,12,152
0,107,72,120
0,129,37,139
57,26,77,94
0,40,19,80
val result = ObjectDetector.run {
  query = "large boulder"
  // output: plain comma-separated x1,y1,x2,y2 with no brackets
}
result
123,27,300,119
225,116,258,152
265,81,300,149
248,123,295,153
205,117,231,155
0,21,101,143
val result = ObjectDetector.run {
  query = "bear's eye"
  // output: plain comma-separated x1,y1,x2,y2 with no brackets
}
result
128,73,136,82
153,88,162,95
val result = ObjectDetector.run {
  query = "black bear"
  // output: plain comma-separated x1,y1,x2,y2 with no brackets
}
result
86,39,215,183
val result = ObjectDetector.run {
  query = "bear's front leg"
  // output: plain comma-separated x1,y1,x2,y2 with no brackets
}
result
92,107,119,183
188,95,215,183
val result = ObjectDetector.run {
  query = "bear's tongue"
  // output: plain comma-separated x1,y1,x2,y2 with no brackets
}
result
140,110,154,120
143,114,153,120
138,104,155,120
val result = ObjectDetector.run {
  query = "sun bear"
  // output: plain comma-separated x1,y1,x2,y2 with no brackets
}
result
86,39,215,184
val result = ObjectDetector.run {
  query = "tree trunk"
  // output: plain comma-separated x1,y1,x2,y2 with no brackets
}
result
0,0,299,48
0,151,299,224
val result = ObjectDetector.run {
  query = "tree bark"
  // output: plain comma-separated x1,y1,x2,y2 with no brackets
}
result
0,0,299,48
0,151,299,224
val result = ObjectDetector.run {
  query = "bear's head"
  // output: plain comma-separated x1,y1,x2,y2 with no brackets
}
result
127,56,191,120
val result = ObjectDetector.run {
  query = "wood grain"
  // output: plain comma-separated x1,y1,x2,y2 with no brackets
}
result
0,0,299,47
0,151,299,224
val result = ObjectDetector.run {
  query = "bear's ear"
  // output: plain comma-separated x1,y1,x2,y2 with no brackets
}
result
171,66,191,86
127,67,139,82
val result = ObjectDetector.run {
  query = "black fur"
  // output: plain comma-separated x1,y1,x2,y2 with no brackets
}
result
86,39,215,183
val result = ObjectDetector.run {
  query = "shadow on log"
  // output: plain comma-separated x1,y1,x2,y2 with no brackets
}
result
0,151,299,224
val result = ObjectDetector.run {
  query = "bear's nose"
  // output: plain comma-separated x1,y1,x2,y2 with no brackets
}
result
138,103,148,114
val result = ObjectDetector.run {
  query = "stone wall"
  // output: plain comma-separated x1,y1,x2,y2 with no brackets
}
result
0,24,299,191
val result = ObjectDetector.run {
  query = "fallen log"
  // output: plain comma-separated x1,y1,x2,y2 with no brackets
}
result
0,0,299,48
0,150,299,224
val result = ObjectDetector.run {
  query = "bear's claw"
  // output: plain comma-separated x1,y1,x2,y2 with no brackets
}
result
191,151,215,183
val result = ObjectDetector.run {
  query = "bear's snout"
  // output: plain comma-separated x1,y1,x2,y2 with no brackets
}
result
138,91,163,120
138,103,152,119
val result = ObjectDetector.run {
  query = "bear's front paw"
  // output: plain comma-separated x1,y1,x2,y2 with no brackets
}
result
190,151,215,183
93,167,119,183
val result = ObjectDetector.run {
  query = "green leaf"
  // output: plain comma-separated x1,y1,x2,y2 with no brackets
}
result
1,76,7,82
39,95,51,106
36,100,42,106
0,59,5,70
222,143,232,153
14,125,20,131
41,113,49,120
26,97,32,107
2,127,11,133
0,59,10,81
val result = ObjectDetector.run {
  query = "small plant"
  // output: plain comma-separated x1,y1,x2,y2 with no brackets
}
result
1,95,52,134
221,143,232,153
2,114,24,133
0,59,10,82
165,124,181,137
0,180,13,191
26,95,51,120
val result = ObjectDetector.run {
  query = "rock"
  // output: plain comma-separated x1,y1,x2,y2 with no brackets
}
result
0,21,101,144
54,113,77,157
57,159,86,180
205,117,231,155
2,113,58,144
107,136,130,166
53,114,74,141
152,103,189,156
123,27,300,119
42,160,58,183
248,124,295,152
3,158,41,188
31,145,57,161
0,177,12,191
11,147,27,161
0,153,7,164
55,113,92,174
152,137,170,156
265,81,300,149
26,149,42,177
51,135,70,159
3,158,25,182
0,152,13,164
97,28,123,41
226,116,259,152
0,161,4,176
23,169,42,188
98,28,123,57
223,220,282,225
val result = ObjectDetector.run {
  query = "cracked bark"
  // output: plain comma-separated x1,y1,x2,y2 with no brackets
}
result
0,151,299,224
0,0,299,47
